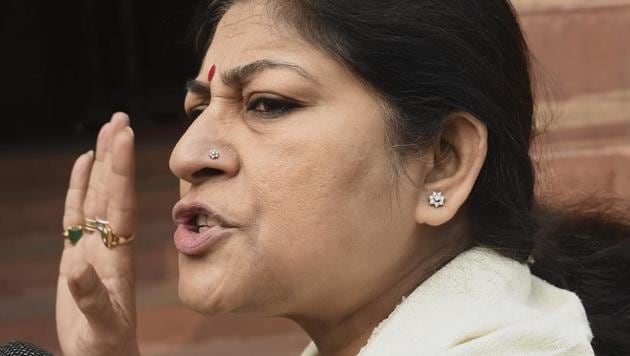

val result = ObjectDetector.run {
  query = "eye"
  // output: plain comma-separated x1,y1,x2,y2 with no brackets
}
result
246,95,303,119
187,105,208,121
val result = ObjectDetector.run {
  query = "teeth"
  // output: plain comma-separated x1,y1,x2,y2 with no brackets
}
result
196,214,208,227
196,213,222,233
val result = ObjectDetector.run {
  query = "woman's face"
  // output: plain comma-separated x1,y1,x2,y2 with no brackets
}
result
169,1,427,319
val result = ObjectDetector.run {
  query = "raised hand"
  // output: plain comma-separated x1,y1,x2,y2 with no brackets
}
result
56,113,140,356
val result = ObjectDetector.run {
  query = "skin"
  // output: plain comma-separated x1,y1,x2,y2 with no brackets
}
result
56,1,488,355
57,114,139,356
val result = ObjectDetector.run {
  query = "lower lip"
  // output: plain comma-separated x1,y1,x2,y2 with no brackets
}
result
173,225,233,256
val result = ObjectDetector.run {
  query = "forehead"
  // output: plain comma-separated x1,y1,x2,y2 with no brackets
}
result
216,1,273,39
207,1,304,62
198,0,352,89
196,0,376,104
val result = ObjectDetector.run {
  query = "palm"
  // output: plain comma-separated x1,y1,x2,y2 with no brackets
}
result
56,114,139,356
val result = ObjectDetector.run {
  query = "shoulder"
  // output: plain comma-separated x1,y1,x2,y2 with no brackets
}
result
358,248,594,355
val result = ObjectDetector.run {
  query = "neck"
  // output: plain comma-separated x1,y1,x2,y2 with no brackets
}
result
290,231,469,356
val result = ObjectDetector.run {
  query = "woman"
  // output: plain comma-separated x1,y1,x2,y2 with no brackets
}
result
56,0,630,355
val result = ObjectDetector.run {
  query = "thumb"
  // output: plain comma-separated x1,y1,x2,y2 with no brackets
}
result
67,263,117,328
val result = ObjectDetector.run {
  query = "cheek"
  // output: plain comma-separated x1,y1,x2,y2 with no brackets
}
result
245,111,398,284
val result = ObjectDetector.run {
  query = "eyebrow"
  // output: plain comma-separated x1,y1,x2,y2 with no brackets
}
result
185,79,210,97
222,59,315,87
185,59,315,97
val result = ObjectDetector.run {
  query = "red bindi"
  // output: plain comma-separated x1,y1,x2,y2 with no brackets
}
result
208,64,216,82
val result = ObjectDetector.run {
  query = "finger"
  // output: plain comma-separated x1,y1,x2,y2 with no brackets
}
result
104,113,131,166
62,151,94,249
84,113,130,219
63,151,94,229
84,123,112,220
101,113,131,217
107,126,136,239
110,112,130,128
67,263,118,329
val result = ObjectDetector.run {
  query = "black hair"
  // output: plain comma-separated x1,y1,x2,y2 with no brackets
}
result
193,1,630,354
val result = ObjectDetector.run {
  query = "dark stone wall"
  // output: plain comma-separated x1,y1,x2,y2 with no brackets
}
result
0,0,200,144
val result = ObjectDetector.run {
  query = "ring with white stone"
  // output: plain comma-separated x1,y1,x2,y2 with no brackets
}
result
209,149,220,160
428,191,446,208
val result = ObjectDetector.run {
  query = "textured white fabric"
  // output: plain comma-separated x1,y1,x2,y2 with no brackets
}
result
301,247,594,356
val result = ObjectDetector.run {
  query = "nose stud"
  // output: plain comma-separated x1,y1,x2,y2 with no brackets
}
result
429,192,446,208
209,149,220,160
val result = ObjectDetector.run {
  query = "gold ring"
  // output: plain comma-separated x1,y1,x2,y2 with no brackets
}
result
95,219,136,249
62,225,84,245
84,218,98,232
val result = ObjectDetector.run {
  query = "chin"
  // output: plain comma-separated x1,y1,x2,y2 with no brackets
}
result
178,282,224,315
177,259,285,318
177,253,266,317
176,254,233,315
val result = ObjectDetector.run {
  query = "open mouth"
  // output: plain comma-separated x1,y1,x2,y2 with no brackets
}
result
172,202,237,255
187,213,223,233
173,202,237,233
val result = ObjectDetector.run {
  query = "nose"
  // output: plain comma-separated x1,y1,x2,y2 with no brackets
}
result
169,130,240,187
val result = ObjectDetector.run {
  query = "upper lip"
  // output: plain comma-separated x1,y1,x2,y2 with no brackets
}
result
172,200,237,228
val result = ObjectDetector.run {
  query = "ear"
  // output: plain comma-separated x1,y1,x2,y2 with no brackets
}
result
415,111,488,226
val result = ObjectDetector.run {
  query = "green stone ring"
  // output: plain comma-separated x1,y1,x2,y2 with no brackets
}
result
62,225,84,245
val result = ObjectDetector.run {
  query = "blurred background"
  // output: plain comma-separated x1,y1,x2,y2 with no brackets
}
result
1,0,629,354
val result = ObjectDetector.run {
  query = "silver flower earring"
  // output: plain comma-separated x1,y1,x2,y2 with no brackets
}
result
429,192,446,208
209,149,220,160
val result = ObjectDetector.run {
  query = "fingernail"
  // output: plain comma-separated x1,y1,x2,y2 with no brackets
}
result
86,150,94,158
112,112,130,125
125,126,135,138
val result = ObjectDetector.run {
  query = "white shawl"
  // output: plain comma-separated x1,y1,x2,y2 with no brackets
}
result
301,247,594,355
